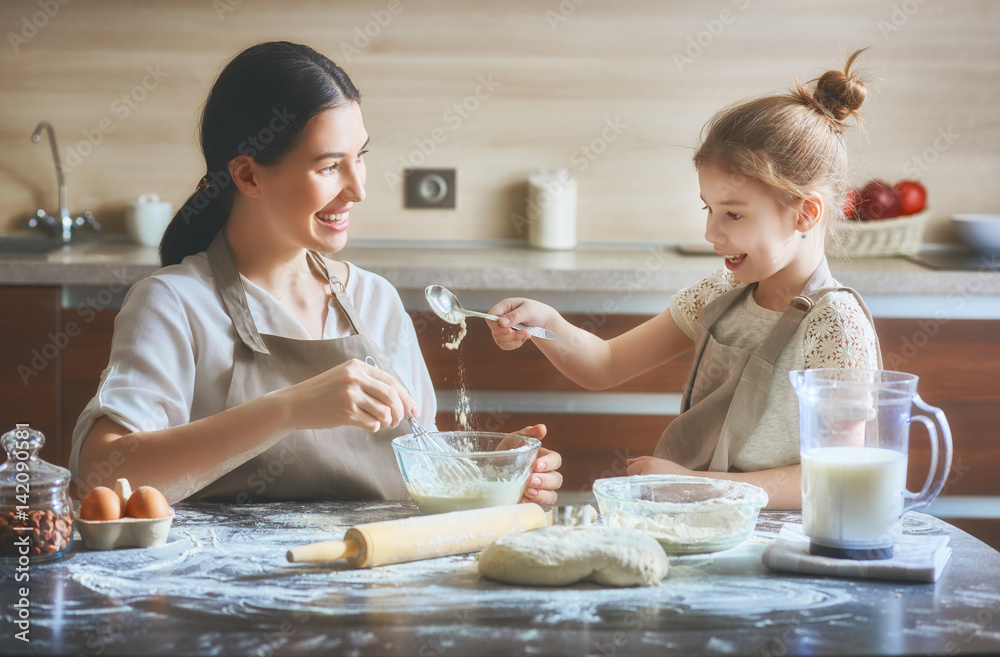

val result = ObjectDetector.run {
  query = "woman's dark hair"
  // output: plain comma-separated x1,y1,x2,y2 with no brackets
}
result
159,41,360,266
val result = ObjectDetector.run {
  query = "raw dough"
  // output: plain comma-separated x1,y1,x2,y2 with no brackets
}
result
477,525,668,587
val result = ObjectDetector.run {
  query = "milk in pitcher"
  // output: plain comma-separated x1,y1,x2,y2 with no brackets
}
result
801,446,907,547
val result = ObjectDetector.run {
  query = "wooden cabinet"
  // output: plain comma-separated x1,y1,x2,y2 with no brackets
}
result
0,287,62,465
2,287,997,549
0,287,118,468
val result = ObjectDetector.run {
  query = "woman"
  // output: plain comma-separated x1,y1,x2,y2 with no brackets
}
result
71,41,562,505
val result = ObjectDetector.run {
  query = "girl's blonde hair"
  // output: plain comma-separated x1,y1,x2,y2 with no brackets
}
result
694,49,868,230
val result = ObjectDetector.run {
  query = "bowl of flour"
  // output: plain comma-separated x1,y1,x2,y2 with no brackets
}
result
593,475,769,554
393,432,540,514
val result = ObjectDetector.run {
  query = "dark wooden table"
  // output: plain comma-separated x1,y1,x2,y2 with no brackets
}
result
2,501,1000,656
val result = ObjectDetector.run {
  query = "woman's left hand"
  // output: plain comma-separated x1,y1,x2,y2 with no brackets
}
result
626,455,692,477
510,424,562,505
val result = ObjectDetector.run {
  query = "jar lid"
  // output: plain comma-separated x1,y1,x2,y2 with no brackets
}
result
0,424,70,490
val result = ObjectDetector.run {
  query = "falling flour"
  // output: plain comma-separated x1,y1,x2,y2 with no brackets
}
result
443,317,467,350
440,318,473,430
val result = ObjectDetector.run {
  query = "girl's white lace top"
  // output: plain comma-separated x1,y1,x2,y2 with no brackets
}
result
672,268,879,370
669,268,879,472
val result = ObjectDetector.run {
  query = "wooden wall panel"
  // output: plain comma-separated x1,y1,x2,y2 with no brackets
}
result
1,1,998,245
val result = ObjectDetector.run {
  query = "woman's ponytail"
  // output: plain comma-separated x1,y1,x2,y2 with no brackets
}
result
159,172,234,267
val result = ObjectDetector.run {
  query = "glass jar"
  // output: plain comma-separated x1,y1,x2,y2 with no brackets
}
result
0,424,73,562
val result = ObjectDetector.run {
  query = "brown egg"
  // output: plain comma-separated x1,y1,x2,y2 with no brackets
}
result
125,486,171,519
80,486,124,521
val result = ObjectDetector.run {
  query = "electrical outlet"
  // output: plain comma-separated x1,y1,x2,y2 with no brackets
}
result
404,169,456,209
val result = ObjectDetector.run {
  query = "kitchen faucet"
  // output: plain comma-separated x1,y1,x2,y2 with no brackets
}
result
30,121,99,243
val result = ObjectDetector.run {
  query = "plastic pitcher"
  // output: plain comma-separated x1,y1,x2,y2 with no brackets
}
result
789,369,952,560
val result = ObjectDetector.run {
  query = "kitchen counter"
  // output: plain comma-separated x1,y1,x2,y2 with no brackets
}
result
2,500,999,657
1,237,998,317
0,238,996,290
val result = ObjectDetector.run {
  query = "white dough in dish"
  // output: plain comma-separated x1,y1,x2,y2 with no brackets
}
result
477,525,668,587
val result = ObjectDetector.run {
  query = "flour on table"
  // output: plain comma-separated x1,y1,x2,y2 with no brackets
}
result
477,525,668,587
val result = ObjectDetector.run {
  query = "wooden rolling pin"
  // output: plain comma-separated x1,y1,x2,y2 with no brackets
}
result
286,503,548,568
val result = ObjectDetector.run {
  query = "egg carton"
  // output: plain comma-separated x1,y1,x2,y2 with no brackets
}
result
75,479,174,550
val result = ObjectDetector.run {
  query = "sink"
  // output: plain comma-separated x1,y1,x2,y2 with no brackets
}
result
0,235,68,256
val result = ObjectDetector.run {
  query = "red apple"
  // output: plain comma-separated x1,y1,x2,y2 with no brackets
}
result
858,180,902,221
894,180,927,215
843,188,860,220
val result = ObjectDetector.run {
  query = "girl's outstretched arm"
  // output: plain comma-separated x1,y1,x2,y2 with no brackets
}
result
626,456,802,510
489,298,694,391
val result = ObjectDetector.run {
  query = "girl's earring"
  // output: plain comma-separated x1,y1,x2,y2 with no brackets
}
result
800,232,808,240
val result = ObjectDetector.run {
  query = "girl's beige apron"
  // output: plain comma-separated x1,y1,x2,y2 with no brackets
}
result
194,233,410,501
654,259,881,472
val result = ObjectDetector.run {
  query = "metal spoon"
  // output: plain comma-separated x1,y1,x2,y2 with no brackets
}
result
424,285,556,341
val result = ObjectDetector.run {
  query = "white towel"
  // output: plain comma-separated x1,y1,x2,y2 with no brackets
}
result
761,523,952,583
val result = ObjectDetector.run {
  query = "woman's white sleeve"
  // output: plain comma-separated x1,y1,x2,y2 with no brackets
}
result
69,277,198,481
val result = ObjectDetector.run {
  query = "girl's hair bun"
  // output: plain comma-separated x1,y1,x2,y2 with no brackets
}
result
798,48,867,125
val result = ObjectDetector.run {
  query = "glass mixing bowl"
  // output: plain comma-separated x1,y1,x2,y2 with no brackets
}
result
392,432,540,514
593,475,769,554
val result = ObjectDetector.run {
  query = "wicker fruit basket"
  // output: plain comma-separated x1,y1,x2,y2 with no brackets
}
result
834,208,931,257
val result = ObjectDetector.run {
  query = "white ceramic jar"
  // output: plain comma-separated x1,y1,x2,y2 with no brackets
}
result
125,193,172,247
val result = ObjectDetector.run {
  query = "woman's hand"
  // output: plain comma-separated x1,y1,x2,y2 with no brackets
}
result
510,424,563,505
487,298,557,351
626,455,693,477
278,358,419,433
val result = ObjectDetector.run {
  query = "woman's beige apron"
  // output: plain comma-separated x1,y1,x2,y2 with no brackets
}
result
654,258,881,472
194,233,410,501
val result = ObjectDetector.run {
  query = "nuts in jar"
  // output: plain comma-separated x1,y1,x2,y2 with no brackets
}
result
0,424,74,562
0,509,73,558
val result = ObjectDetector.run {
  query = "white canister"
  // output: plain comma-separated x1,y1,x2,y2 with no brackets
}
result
125,193,173,247
526,170,577,250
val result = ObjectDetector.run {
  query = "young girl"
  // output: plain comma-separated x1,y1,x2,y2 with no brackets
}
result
488,51,880,509
71,42,562,504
